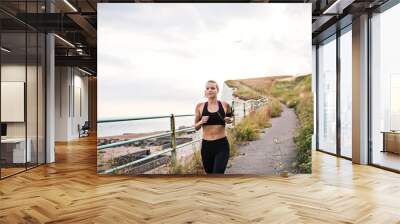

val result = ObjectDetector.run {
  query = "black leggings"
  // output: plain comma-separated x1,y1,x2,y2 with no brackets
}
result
201,136,230,174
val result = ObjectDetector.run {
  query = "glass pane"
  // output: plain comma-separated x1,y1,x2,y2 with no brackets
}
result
38,33,45,165
371,4,400,171
27,31,38,169
318,36,337,154
340,29,352,158
1,31,27,177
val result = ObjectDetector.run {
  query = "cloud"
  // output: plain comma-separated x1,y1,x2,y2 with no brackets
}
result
98,3,311,118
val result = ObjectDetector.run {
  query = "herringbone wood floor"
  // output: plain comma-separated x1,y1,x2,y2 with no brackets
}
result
1,135,400,224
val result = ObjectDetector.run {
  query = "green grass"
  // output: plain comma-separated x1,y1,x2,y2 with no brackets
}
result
233,122,260,142
231,105,271,142
271,74,313,173
169,149,205,174
270,98,282,117
226,128,240,158
227,74,313,173
168,104,272,174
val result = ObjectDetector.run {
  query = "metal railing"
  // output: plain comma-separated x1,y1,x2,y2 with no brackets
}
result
97,98,268,174
97,114,198,174
232,97,268,124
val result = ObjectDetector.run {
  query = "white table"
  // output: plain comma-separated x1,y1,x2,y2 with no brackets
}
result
1,138,31,163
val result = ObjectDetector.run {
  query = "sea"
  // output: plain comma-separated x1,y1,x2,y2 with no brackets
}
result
97,116,195,137
97,83,246,138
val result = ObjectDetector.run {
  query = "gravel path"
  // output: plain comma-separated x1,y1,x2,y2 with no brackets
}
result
226,104,298,174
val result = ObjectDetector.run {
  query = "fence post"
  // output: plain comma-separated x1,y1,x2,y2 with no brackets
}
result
243,102,246,117
170,114,177,161
232,101,235,126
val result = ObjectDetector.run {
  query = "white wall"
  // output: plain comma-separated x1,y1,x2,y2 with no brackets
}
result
1,65,27,149
1,65,39,138
55,67,89,141
1,63,46,164
1,65,26,136
55,66,70,141
74,73,89,137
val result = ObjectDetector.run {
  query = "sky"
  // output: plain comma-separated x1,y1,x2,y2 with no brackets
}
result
98,3,311,118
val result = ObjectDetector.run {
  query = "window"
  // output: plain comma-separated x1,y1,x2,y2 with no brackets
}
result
317,35,337,154
0,2,46,179
339,27,352,158
371,3,400,171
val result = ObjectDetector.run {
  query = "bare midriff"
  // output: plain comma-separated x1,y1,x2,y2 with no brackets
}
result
202,125,226,140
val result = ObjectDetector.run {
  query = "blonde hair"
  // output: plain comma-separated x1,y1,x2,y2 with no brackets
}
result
205,80,219,91
204,80,219,98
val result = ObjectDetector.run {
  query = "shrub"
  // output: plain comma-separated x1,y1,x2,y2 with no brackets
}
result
233,122,260,142
269,74,313,173
250,105,271,129
231,104,271,142
169,158,184,174
286,99,298,108
226,74,313,173
292,120,313,173
226,128,239,157
169,148,205,174
270,99,282,117
186,149,205,174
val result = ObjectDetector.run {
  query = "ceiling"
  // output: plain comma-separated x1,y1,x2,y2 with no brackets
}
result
0,0,393,75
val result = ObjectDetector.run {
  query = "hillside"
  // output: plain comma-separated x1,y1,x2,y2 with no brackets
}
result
225,75,292,100
224,74,313,173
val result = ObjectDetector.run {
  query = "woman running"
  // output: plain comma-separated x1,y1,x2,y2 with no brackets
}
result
194,80,233,174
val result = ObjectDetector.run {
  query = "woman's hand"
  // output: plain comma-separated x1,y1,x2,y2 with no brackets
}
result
195,116,209,130
200,116,209,124
224,117,233,124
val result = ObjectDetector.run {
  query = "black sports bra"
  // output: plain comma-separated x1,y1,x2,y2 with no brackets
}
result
201,101,226,126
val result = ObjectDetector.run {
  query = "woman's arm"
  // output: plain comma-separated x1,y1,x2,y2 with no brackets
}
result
226,102,233,117
223,101,233,124
194,103,204,130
